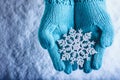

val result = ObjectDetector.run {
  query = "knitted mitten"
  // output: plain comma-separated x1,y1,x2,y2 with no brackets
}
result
74,0,114,73
38,0,74,74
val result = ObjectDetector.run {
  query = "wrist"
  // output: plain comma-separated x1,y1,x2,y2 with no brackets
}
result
45,0,74,5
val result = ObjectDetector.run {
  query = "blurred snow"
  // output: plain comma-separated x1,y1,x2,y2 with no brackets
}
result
0,0,120,80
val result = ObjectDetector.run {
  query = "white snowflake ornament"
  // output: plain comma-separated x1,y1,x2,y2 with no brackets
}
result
57,28,97,67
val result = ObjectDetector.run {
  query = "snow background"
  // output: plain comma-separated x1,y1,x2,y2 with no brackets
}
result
0,0,120,80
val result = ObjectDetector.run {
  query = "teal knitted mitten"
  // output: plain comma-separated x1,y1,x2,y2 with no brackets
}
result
74,0,114,73
38,0,74,74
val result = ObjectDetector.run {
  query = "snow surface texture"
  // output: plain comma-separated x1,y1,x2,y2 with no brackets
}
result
0,0,120,80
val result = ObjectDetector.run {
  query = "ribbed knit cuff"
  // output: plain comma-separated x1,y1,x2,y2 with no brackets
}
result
74,0,104,2
45,0,74,5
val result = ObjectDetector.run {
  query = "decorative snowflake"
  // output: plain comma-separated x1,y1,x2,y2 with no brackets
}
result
57,28,97,67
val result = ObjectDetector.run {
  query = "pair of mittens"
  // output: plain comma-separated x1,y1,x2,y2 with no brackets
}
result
38,0,114,74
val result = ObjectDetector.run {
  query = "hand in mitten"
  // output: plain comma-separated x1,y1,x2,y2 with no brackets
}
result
74,0,114,73
38,0,74,74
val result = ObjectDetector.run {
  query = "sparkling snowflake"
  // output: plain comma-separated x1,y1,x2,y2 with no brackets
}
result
57,28,97,67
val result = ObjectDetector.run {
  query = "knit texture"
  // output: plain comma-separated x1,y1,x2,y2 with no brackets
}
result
38,0,74,74
74,0,104,2
74,1,114,73
45,0,74,5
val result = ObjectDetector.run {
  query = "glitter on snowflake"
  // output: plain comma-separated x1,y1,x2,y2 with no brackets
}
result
57,28,97,67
